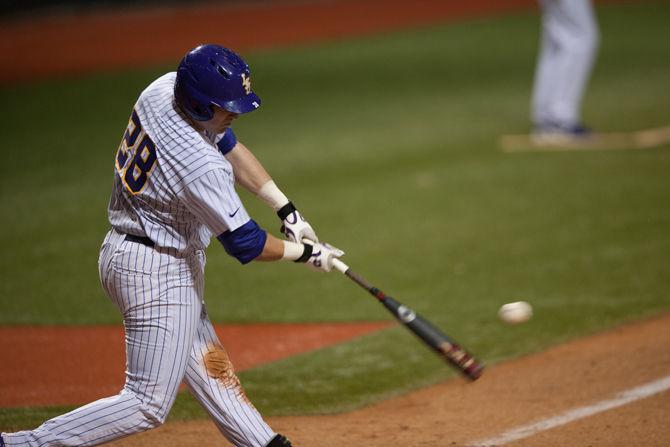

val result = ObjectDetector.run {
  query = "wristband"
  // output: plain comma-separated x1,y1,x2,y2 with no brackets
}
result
281,241,303,261
257,180,290,211
281,241,313,262
277,201,297,221
295,243,313,263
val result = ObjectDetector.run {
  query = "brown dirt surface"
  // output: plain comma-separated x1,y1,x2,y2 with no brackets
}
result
2,1,666,446
114,313,670,447
0,322,391,407
0,0,539,84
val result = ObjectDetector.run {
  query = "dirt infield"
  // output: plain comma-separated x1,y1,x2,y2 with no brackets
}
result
0,322,391,407
2,1,667,445
115,313,670,447
0,0,539,83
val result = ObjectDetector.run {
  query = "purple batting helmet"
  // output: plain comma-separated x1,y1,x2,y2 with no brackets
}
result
174,44,261,121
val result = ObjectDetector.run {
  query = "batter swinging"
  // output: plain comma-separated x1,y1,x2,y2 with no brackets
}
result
0,44,344,447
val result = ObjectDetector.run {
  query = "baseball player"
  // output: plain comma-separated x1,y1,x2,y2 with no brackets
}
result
0,44,343,447
531,0,599,140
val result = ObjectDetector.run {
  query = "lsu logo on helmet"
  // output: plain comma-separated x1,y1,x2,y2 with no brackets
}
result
241,73,252,95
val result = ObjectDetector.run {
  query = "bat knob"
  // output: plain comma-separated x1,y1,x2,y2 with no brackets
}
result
465,363,484,381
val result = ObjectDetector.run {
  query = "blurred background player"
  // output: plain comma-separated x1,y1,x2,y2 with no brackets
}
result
531,0,600,142
0,44,344,447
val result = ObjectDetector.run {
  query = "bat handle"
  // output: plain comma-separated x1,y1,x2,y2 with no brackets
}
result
301,238,350,274
332,258,349,274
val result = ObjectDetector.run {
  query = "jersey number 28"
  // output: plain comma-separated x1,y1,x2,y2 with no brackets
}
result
115,109,157,194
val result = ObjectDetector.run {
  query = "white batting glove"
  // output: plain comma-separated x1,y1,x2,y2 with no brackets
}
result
303,241,345,273
277,202,319,243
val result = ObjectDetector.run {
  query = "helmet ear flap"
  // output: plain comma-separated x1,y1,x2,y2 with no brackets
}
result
188,99,212,121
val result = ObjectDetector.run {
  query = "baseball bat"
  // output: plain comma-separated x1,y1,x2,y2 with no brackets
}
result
331,258,484,381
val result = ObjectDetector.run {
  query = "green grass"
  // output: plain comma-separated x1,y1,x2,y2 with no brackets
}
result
1,2,670,430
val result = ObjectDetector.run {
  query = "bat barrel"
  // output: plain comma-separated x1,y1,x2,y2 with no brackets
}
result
381,296,484,381
332,259,483,381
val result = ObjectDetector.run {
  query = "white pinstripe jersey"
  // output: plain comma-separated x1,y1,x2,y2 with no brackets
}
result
108,72,250,255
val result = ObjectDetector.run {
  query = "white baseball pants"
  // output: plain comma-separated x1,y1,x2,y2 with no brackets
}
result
2,229,275,447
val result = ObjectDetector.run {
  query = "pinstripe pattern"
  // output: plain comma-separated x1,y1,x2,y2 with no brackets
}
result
108,72,250,254
184,312,274,447
3,230,275,446
2,74,277,446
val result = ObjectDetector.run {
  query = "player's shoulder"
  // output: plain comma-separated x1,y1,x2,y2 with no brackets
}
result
134,73,202,149
142,72,177,98
136,72,180,124
132,73,232,187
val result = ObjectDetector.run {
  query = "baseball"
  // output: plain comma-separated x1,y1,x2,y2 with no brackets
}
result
498,301,533,324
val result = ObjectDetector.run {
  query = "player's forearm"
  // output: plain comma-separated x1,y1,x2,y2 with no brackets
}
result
255,233,284,261
224,142,290,211
224,142,273,194
255,233,308,262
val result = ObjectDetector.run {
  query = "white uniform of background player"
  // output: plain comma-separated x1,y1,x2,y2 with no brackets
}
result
0,45,342,447
532,0,599,135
